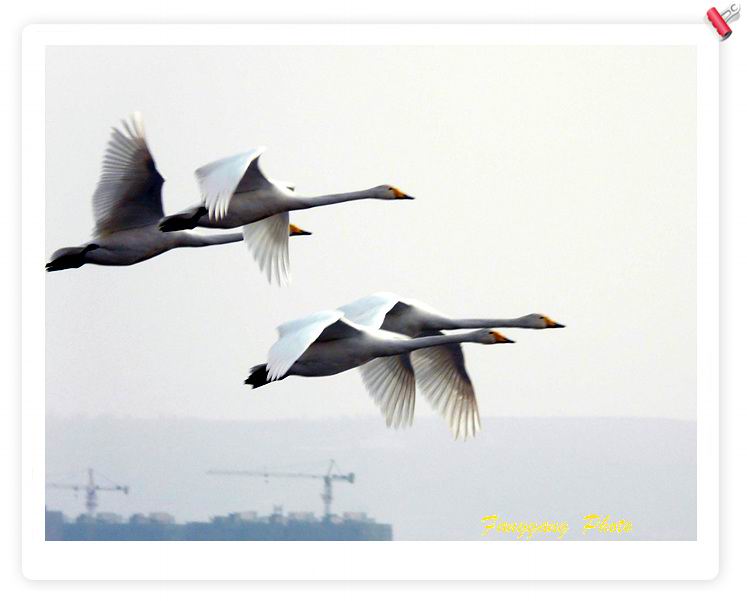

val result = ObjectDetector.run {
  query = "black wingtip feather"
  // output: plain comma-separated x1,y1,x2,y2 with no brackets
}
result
245,364,270,389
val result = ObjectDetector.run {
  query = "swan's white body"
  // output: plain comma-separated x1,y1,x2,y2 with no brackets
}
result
247,310,513,439
75,226,243,267
46,114,244,272
338,292,566,439
159,149,413,286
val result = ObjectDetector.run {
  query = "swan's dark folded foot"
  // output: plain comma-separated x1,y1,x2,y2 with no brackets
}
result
158,207,207,232
46,259,71,272
158,214,194,232
245,364,270,389
45,259,75,272
45,244,98,272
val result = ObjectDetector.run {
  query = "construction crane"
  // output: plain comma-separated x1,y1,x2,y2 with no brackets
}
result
207,460,354,520
46,468,129,516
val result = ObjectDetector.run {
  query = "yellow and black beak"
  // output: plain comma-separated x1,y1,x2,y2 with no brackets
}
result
289,224,312,237
543,317,565,328
490,330,515,343
391,187,415,200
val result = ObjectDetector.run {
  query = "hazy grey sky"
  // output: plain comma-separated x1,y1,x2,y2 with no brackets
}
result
45,44,697,424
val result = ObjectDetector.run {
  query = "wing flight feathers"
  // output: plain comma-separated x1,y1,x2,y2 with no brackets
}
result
411,344,481,440
338,292,401,329
268,311,363,381
195,148,265,221
92,112,165,236
242,212,290,286
360,355,416,430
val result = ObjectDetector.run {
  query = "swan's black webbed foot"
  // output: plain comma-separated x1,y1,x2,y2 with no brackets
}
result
45,244,98,272
159,207,208,232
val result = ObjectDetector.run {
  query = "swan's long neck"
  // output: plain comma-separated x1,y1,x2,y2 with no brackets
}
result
290,188,381,210
377,331,481,357
177,232,244,248
443,317,525,329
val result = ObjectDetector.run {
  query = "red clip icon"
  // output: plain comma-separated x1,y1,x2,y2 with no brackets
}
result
706,4,741,40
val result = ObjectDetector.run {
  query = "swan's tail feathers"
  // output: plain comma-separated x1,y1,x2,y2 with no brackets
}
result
45,244,98,272
245,364,270,389
158,206,208,232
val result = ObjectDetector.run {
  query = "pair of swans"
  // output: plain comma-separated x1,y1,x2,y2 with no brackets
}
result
46,114,411,283
246,293,564,439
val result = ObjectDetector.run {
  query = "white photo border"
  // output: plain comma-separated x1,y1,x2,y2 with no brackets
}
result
21,23,718,580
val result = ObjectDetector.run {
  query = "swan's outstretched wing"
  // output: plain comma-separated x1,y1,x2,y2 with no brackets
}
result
340,293,451,335
195,148,272,220
92,113,165,236
267,310,363,381
411,340,480,440
242,212,290,286
338,292,401,329
360,354,416,430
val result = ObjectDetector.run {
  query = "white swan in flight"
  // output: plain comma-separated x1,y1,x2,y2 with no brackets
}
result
45,114,311,273
158,148,414,285
338,292,565,335
338,292,566,437
245,310,514,439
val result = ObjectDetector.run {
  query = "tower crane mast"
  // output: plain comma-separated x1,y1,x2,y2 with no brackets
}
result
46,468,129,516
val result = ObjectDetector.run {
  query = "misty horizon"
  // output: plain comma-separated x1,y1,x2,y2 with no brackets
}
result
46,414,696,541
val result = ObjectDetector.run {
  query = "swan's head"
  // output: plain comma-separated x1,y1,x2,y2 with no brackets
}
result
520,314,565,329
372,185,414,200
289,224,312,237
475,329,515,344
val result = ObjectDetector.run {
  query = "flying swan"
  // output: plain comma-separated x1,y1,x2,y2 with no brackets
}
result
45,114,311,273
338,292,566,438
158,148,414,285
245,310,514,439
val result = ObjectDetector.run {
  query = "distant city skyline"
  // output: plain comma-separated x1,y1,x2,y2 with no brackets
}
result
46,414,696,541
